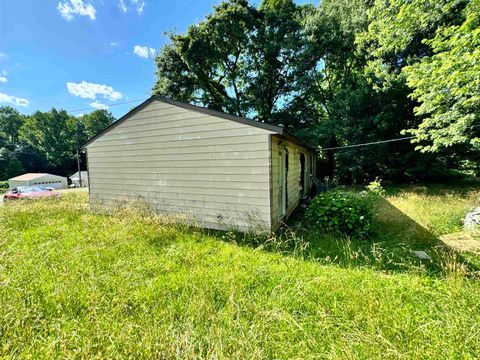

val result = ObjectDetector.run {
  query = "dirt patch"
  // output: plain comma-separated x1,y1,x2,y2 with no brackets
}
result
440,231,480,253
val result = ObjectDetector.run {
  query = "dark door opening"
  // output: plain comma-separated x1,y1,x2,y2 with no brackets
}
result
300,153,305,195
284,149,289,214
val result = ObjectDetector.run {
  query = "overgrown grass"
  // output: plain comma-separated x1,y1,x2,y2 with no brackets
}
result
1,186,480,358
283,180,480,276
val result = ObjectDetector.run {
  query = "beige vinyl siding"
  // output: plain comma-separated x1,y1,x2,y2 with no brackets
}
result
271,136,314,230
86,100,274,232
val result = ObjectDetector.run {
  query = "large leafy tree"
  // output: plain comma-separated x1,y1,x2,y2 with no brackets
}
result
326,0,470,182
0,106,25,145
247,0,313,126
19,109,78,172
404,0,480,165
356,0,468,80
298,0,440,182
153,0,314,128
0,106,40,180
154,0,477,183
154,0,257,115
80,109,116,138
0,106,117,180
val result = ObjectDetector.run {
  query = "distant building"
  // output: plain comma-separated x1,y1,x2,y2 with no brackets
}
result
70,171,89,188
8,173,68,190
82,96,317,232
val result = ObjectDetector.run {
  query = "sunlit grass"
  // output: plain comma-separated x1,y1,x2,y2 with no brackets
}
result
386,184,480,236
1,187,480,358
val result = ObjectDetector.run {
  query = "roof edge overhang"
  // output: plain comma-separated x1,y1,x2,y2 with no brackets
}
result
80,96,317,153
9,173,66,181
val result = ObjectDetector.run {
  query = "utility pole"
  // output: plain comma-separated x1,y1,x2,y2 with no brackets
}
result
76,148,82,188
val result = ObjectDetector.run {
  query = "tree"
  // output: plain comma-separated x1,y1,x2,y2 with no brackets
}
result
312,0,469,182
4,156,24,179
403,0,480,165
154,0,256,115
151,0,477,183
356,0,468,79
81,109,116,138
0,106,25,145
153,0,314,129
13,144,48,173
0,107,49,180
0,151,25,179
247,0,314,126
19,109,77,172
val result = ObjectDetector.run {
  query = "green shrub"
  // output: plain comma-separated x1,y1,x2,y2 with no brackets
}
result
366,178,385,197
0,180,8,191
305,191,373,238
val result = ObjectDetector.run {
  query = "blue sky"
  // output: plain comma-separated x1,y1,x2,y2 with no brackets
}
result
0,0,315,118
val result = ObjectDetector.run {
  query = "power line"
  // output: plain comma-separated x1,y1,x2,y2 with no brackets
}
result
318,136,416,151
66,98,147,114
318,124,480,151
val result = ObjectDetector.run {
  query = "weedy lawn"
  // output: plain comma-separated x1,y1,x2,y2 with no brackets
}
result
1,183,480,359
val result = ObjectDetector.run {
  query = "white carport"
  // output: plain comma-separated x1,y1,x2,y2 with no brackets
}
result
8,173,68,190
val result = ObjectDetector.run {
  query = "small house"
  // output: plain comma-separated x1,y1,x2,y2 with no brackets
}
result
70,171,89,188
82,97,317,232
8,173,68,190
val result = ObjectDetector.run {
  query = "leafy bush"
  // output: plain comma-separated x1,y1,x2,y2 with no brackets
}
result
306,191,373,238
0,180,8,191
366,178,385,197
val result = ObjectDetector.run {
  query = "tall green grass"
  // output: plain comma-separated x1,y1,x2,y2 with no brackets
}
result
1,189,480,359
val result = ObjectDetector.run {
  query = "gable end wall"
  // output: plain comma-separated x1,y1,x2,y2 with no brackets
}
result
86,100,274,232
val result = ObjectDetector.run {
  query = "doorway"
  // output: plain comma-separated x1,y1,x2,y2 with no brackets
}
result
278,148,288,217
300,153,305,195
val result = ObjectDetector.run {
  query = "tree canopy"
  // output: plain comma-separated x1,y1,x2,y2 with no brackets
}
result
153,0,315,129
0,107,115,180
154,0,479,182
404,0,480,157
2,0,478,183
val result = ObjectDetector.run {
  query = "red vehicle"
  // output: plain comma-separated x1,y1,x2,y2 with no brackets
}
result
3,185,60,202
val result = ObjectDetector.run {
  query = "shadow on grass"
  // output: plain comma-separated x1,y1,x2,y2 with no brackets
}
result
207,196,479,278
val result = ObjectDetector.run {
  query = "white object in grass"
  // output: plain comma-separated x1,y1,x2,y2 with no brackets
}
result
464,206,480,230
413,251,431,260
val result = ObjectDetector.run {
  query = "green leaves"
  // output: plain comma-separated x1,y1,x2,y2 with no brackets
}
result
305,191,373,238
0,106,116,180
404,0,480,160
0,106,25,145
19,109,77,167
153,0,479,182
152,0,314,128
81,109,116,138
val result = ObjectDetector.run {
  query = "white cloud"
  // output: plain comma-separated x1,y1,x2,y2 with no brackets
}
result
67,81,123,101
133,45,155,59
0,77,6,83
0,92,29,107
135,1,145,13
110,42,118,46
119,1,145,14
57,0,96,21
118,0,127,13
90,101,109,110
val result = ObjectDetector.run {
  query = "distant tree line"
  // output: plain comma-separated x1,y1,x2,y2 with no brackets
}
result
0,106,115,180
153,0,480,183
